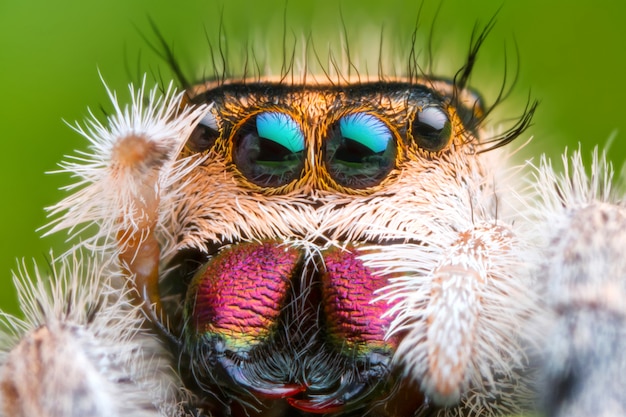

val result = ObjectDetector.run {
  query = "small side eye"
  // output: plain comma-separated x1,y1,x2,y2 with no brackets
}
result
187,111,220,153
326,113,396,189
233,111,305,187
410,107,452,152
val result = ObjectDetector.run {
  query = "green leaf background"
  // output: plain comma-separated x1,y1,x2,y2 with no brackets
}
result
1,0,624,320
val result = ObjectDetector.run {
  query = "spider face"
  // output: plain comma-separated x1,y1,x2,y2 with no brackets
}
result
174,80,480,247
131,79,538,417
169,81,481,414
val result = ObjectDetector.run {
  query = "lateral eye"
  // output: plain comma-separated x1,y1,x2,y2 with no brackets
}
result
411,107,452,152
232,111,305,187
187,111,220,153
326,113,396,189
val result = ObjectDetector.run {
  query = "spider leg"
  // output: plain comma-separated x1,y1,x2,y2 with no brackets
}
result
532,150,626,417
0,255,184,417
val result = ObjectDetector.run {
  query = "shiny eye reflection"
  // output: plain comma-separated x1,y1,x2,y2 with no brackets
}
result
233,112,305,187
326,113,396,189
411,107,452,152
187,111,220,153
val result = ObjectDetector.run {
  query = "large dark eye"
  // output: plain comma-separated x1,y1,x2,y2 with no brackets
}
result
233,112,305,187
187,111,220,153
410,107,452,152
326,113,396,189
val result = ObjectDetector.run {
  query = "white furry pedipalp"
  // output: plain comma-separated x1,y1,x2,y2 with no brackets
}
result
45,77,209,260
0,254,185,417
364,148,540,415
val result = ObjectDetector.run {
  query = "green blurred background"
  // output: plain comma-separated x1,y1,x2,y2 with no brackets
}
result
1,0,625,315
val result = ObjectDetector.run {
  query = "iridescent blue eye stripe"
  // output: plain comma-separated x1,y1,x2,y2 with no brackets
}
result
339,113,391,153
256,112,305,153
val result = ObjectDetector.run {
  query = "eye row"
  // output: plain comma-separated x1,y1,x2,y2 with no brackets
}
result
188,108,452,189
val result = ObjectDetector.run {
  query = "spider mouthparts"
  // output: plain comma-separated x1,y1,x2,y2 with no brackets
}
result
287,397,344,414
254,384,307,399
216,356,305,399
287,379,380,414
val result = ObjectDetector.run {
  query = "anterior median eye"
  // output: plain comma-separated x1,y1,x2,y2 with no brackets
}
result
326,113,396,189
233,111,305,187
410,107,452,152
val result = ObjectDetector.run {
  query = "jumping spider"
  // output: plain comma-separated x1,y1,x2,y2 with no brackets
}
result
0,16,624,417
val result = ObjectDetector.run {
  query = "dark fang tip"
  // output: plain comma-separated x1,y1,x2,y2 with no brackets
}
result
287,397,345,414
216,356,305,399
288,379,379,414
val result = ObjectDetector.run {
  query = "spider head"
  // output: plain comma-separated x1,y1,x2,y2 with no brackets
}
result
155,79,486,415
